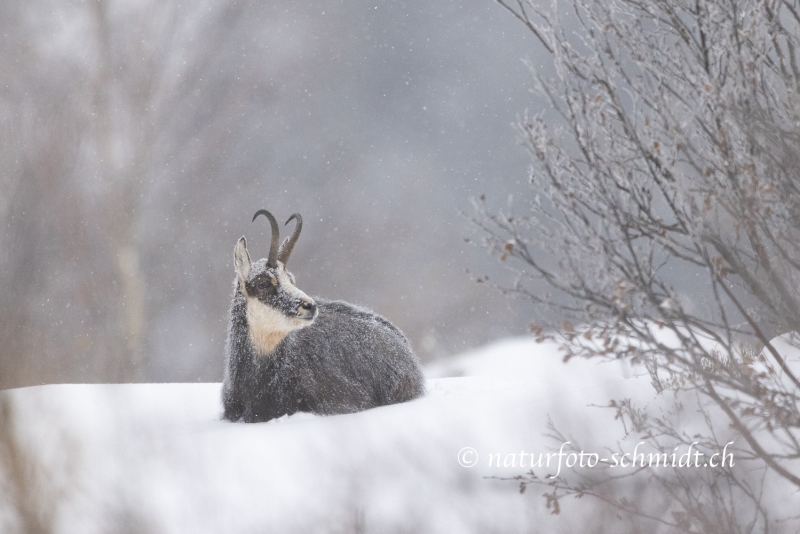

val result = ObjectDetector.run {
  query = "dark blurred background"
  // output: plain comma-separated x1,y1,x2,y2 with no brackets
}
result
0,0,543,388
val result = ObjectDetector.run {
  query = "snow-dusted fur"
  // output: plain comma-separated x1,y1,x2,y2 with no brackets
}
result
222,256,425,423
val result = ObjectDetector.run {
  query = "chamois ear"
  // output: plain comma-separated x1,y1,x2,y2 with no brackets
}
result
234,237,251,285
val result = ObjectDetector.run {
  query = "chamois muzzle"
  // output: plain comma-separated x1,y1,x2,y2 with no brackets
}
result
298,300,317,320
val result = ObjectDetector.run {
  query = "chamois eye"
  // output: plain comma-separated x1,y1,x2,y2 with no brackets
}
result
258,279,272,291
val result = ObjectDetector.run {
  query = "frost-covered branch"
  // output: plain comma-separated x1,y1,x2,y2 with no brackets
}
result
481,0,800,530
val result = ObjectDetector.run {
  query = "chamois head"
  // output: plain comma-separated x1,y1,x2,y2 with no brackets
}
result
234,209,317,356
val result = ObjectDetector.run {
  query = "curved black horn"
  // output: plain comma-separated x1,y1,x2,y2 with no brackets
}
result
277,213,302,265
252,209,280,268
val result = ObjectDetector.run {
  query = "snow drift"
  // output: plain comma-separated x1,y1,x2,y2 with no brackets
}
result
0,337,795,533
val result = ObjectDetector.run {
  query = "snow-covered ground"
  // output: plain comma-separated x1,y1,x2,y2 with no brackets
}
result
0,337,795,533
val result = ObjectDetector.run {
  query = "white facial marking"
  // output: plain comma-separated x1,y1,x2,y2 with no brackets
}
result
245,262,316,358
274,264,310,303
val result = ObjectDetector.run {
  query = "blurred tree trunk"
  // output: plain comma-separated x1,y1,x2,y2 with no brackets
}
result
91,0,147,381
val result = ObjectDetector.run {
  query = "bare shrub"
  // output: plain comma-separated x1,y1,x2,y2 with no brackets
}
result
478,0,800,530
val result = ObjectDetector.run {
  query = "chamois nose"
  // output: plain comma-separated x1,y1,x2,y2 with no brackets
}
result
299,301,316,318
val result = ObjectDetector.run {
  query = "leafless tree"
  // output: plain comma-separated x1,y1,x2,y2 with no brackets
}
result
0,0,261,386
477,0,800,530
1,0,540,389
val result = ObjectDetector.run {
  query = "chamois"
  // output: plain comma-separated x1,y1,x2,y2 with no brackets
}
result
222,209,425,423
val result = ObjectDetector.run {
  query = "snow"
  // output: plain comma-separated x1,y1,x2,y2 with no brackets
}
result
0,337,793,533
